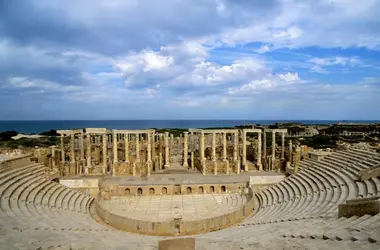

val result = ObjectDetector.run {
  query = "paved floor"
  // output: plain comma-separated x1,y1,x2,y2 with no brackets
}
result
100,193,247,222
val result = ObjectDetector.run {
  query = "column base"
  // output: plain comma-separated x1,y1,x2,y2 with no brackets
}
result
147,161,152,177
257,163,263,171
213,161,217,175
201,160,206,175
132,162,136,176
223,159,229,175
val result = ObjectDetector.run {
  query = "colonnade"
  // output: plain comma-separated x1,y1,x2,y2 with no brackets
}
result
56,127,288,177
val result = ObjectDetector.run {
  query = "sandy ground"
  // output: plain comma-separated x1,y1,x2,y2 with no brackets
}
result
11,134,45,140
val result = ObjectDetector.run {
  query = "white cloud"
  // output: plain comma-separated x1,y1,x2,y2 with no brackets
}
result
309,56,361,73
227,72,300,94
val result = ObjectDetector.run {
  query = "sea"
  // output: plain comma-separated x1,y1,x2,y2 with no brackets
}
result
0,120,379,134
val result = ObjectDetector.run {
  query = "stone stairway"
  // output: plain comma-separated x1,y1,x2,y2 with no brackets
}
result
1,149,380,249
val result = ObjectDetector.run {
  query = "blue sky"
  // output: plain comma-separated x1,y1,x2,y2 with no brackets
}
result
1,0,380,120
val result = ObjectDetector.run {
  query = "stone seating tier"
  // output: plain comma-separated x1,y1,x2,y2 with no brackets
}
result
1,150,380,249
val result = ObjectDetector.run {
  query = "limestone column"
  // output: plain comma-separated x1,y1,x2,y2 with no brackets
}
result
135,133,140,162
86,133,91,174
51,145,56,170
151,133,156,171
242,130,247,171
257,132,262,171
170,134,174,158
223,132,229,175
263,132,267,170
183,132,189,167
164,132,170,168
102,133,107,174
289,140,293,165
211,132,217,175
159,134,163,170
190,132,195,169
222,132,227,160
124,133,129,162
147,132,151,177
271,131,276,171
113,132,118,164
60,134,65,163
234,131,240,174
281,132,285,160
70,133,75,163
211,132,216,161
80,132,84,161
200,132,205,175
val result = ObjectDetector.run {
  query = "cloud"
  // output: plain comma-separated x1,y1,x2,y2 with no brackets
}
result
0,0,380,119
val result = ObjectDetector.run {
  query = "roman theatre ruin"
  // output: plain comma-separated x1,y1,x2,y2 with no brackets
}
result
1,127,380,249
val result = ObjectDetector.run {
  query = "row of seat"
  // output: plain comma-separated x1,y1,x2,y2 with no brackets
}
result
1,149,379,249
240,148,380,244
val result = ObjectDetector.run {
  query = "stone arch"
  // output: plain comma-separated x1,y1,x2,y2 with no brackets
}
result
198,186,204,193
137,188,143,196
162,187,167,194
187,187,192,194
210,186,215,193
221,186,226,193
149,188,155,195
125,188,131,195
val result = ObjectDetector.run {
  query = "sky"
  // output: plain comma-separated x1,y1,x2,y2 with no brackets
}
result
0,0,380,120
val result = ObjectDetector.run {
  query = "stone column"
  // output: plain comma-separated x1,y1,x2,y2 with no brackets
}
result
183,132,189,167
281,132,285,160
190,132,195,169
60,134,65,163
271,131,276,171
135,133,140,162
102,133,107,174
51,145,56,170
257,132,262,171
170,134,174,157
222,132,229,175
200,132,206,175
263,132,267,170
164,132,170,168
234,131,240,174
289,140,293,165
212,132,218,175
124,133,129,162
222,132,227,160
86,133,91,174
113,132,118,163
159,134,163,170
211,133,216,160
70,133,75,163
151,133,156,170
80,132,84,161
147,132,151,177
242,130,247,171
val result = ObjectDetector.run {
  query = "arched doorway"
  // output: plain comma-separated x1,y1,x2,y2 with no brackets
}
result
221,186,226,193
187,187,192,194
149,188,155,195
210,186,215,193
162,187,167,194
198,186,204,194
125,188,131,195
137,188,143,196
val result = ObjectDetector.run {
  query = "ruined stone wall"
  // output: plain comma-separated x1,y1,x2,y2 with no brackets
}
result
95,187,256,236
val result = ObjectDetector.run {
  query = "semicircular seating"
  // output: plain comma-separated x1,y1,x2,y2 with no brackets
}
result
1,149,380,249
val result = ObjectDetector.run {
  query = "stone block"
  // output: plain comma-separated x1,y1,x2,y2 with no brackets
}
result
338,199,380,217
158,238,195,250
